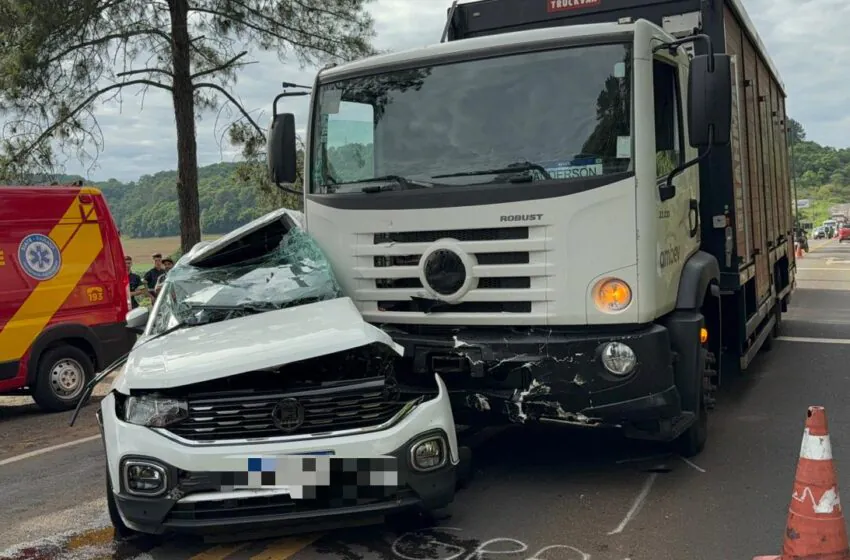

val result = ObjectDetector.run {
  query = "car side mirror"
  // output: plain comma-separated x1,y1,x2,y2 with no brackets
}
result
267,113,298,185
126,307,149,335
687,54,732,148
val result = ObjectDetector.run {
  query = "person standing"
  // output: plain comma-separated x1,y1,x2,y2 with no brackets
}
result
143,253,166,300
125,256,145,309
153,257,175,295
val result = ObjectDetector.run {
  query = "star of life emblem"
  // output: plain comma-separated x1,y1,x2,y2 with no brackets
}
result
18,233,62,281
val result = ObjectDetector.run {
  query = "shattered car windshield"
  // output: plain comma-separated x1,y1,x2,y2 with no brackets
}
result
148,218,342,336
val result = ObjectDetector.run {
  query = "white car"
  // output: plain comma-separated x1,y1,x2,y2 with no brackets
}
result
74,209,464,538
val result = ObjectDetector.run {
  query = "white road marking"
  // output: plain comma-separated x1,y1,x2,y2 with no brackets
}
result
679,456,706,473
615,453,671,465
796,268,850,272
607,472,658,535
0,434,100,467
776,336,850,345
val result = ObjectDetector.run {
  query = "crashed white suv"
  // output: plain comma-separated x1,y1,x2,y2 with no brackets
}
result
74,209,463,537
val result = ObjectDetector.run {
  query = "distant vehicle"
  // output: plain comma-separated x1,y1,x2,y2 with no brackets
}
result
839,224,850,243
0,185,135,411
813,227,826,240
794,229,809,252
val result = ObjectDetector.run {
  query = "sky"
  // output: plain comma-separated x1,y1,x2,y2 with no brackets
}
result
50,0,850,182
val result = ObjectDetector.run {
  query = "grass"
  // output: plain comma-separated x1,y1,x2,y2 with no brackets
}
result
122,235,221,307
122,235,220,274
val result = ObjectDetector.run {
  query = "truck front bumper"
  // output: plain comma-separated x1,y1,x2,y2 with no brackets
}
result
385,324,681,430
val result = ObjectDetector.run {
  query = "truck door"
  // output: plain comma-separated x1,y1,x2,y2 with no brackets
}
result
653,52,697,311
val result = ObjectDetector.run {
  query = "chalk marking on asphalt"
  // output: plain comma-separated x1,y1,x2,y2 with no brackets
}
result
777,336,850,345
249,533,323,560
615,453,671,465
607,472,659,535
0,434,100,467
679,456,706,473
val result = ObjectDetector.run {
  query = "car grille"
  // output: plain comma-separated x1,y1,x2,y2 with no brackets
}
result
164,380,411,442
354,225,550,319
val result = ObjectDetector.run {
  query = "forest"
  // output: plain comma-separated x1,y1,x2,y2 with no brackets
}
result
11,118,848,239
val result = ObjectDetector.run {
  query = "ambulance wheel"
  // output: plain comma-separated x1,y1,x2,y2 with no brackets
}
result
32,345,94,412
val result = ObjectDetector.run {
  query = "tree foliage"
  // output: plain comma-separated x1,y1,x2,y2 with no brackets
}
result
0,0,376,251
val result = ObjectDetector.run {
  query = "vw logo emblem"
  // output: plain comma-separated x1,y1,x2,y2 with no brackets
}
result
271,398,305,432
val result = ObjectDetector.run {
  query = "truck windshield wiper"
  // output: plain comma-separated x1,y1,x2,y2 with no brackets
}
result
330,175,435,193
432,161,552,181
68,320,191,427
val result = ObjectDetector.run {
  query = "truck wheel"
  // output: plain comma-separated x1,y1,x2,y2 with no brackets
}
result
673,349,710,458
106,466,138,540
31,345,94,412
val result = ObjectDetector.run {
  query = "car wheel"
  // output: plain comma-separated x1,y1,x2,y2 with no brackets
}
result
106,466,138,540
32,345,94,412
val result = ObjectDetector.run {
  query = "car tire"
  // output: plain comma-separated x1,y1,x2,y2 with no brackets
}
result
106,466,138,540
31,345,94,412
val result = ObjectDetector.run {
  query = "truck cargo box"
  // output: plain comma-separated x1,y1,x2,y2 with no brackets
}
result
447,0,795,365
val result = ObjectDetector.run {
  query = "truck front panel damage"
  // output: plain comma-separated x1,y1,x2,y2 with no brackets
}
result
384,323,681,430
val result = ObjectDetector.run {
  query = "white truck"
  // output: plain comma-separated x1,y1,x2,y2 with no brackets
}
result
266,0,795,458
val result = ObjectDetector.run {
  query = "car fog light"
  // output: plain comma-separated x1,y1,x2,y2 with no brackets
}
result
124,460,167,496
410,436,447,472
600,342,636,376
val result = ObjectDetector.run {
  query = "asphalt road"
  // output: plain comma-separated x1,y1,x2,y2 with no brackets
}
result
2,238,849,560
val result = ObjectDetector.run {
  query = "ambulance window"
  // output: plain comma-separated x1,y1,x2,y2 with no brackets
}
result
653,59,684,178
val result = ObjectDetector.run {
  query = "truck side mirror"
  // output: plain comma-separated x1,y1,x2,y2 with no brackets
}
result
267,113,298,184
687,54,732,148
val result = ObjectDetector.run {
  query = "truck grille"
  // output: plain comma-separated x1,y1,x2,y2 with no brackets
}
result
355,226,549,318
165,381,410,442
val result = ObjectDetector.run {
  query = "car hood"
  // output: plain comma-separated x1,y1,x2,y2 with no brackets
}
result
113,297,403,392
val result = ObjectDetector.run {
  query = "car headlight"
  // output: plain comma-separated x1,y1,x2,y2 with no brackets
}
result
124,395,188,427
592,277,632,313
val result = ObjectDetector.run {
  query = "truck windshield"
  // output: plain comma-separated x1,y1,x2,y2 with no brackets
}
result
310,43,633,193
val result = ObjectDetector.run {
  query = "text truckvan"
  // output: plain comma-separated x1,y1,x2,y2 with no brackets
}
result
0,185,135,411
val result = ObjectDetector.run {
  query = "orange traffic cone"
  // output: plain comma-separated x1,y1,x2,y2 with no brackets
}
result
755,406,850,560
796,242,804,259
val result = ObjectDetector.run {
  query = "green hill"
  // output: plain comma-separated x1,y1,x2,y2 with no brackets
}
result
20,162,278,238
1,117,846,238
789,121,850,224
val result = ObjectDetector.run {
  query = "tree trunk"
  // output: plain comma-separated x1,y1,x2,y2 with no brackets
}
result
168,0,201,254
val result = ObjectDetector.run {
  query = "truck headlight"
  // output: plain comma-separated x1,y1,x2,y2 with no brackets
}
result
124,395,188,427
599,342,636,376
592,278,632,313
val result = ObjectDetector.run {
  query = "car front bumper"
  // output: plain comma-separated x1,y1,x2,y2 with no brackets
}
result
100,374,460,535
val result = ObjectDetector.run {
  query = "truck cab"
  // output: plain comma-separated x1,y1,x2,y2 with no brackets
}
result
266,12,733,457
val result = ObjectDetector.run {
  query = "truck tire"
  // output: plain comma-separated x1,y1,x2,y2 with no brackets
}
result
673,348,711,458
31,345,95,412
